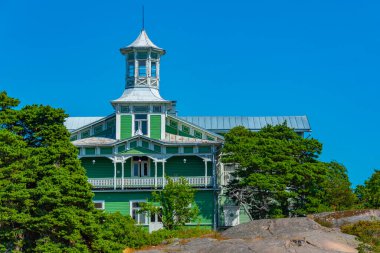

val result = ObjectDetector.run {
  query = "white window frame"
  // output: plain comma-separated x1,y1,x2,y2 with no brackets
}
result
130,200,148,225
94,200,105,210
131,160,150,177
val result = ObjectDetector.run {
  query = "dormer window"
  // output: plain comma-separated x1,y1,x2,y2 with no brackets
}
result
138,61,146,77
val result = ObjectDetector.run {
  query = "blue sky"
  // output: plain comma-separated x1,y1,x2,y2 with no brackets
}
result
1,0,379,186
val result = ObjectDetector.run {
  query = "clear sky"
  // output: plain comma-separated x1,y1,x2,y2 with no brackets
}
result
1,0,379,186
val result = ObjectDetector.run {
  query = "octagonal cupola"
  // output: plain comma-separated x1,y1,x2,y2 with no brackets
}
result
120,29,165,90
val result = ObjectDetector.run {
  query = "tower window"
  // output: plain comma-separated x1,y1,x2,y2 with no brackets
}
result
138,61,146,77
137,52,148,59
120,106,130,113
151,52,158,59
127,53,135,60
128,62,135,77
151,62,157,77
153,105,161,113
134,114,148,135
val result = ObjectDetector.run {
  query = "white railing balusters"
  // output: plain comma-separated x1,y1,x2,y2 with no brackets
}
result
88,176,213,189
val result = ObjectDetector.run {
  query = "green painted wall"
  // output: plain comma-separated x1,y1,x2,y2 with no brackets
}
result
85,148,95,155
93,190,214,225
81,157,113,178
239,207,251,224
100,147,113,154
198,146,211,153
120,115,132,139
194,191,214,224
150,115,161,140
166,147,178,154
184,147,193,153
165,156,212,177
94,192,151,216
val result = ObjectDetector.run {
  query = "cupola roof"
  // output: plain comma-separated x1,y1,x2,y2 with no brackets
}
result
121,29,165,53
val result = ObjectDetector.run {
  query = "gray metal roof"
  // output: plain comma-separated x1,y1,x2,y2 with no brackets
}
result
179,116,311,132
121,29,164,52
112,87,169,103
64,115,311,133
64,117,104,132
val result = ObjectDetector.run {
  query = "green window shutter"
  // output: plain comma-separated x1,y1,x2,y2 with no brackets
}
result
130,141,137,148
169,120,178,129
166,147,179,154
194,130,202,139
150,115,161,139
184,147,193,153
117,145,125,153
142,141,149,148
120,115,132,139
100,147,113,155
206,135,215,141
81,130,90,139
154,145,161,153
94,125,103,134
85,148,96,155
199,146,211,153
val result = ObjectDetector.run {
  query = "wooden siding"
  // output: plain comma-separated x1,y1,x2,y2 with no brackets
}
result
166,147,179,154
120,115,132,139
166,156,212,177
150,115,161,140
194,191,214,224
184,147,193,153
142,141,149,149
93,190,214,225
154,145,161,153
198,146,211,153
100,147,113,155
165,125,177,135
85,148,96,155
93,192,151,216
81,157,114,178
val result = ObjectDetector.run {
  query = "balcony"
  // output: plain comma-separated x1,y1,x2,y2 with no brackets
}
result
88,176,214,190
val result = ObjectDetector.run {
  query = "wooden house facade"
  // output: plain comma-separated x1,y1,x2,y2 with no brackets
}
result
65,29,311,230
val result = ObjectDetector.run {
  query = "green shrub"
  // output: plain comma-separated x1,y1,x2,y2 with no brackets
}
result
341,220,380,253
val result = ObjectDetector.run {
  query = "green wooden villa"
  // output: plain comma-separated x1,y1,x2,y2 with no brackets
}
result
64,29,311,230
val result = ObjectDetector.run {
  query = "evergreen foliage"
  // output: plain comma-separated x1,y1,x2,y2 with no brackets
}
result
0,91,145,252
355,170,380,208
140,177,199,230
222,124,356,219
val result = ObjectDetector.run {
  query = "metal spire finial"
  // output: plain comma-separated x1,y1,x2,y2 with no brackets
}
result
142,5,145,30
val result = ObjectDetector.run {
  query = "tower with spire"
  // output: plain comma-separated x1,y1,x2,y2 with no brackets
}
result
112,29,172,140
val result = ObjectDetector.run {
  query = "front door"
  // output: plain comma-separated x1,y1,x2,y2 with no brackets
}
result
223,205,240,226
149,212,163,233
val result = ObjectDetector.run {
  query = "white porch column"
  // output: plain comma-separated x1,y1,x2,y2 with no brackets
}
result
204,160,208,188
162,161,166,188
121,159,125,190
154,161,158,189
113,160,117,190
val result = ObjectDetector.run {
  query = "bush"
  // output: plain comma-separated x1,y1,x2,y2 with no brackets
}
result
341,220,380,253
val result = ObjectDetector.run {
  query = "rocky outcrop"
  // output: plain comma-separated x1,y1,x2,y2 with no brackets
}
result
310,209,380,228
136,217,359,253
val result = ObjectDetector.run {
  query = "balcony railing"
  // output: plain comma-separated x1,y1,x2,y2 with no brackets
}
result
88,176,214,189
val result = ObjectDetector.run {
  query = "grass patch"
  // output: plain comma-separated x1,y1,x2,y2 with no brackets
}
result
341,220,380,253
313,217,333,228
124,227,220,252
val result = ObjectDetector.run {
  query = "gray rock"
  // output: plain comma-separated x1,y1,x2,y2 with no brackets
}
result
135,217,359,253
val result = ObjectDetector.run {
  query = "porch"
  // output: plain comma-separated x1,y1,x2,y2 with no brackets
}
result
88,176,214,189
